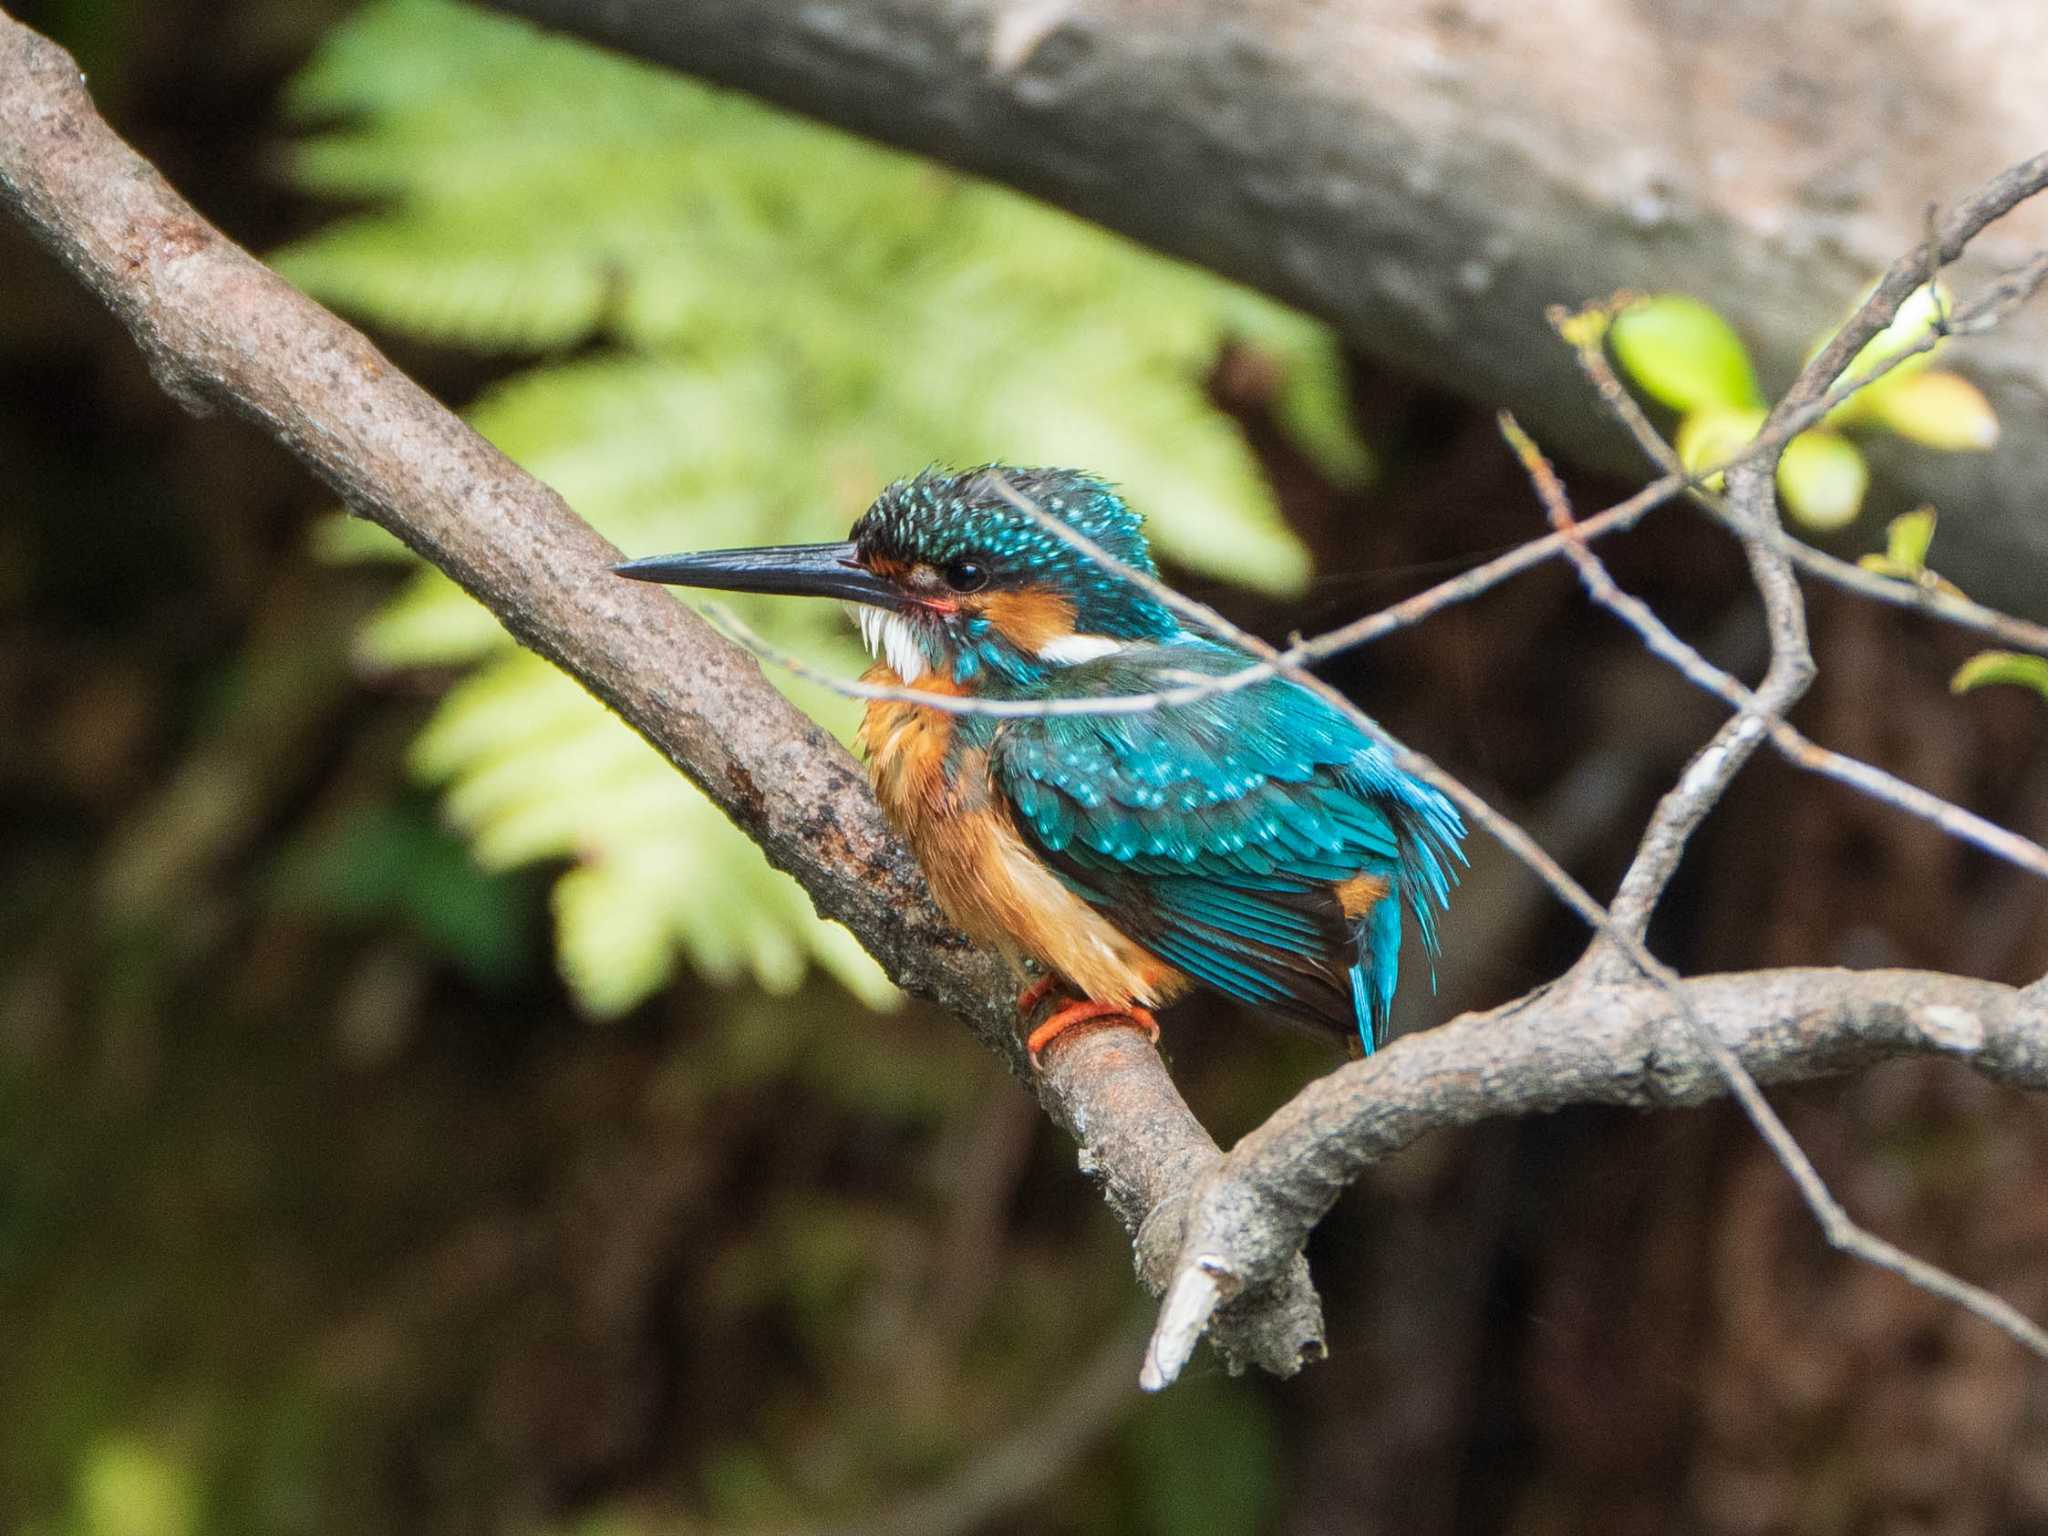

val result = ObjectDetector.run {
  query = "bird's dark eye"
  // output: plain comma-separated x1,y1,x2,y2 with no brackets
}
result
943,559,990,593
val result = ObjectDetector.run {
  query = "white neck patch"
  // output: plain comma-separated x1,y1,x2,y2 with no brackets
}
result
1036,633,1125,665
853,606,930,684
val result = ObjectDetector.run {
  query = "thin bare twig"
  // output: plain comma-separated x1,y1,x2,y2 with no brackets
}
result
1587,182,2048,937
1503,415,2048,882
1555,260,2048,662
1504,417,2048,1348
686,472,1693,722
976,469,2048,1386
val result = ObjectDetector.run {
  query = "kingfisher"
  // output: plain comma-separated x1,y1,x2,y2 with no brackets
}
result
616,466,1463,1063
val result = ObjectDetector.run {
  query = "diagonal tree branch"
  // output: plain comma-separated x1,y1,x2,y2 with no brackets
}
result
1155,968,2048,1360
1502,417,2048,884
0,7,1322,1380
1502,420,2048,1364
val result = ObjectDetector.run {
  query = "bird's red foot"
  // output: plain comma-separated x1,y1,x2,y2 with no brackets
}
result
1026,1001,1160,1068
1015,974,1061,1018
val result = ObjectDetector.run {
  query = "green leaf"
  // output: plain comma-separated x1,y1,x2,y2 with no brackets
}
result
1951,651,2048,702
1856,506,1967,597
1863,370,2000,451
1609,295,1764,413
356,566,508,670
1270,336,1374,489
415,652,897,1018
1816,281,1949,427
310,514,411,564
1776,430,1869,531
1885,507,1937,571
1673,405,1765,484
271,800,539,986
1840,280,1950,379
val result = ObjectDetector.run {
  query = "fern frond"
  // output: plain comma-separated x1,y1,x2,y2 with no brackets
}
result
280,0,1368,1014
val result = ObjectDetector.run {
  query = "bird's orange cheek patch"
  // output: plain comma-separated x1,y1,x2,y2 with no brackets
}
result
979,589,1079,654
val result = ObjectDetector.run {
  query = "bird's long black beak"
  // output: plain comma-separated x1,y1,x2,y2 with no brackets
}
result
612,540,905,609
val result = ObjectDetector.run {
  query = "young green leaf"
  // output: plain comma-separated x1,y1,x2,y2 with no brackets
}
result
1816,281,1950,427
1885,506,1937,572
1776,430,1869,531
1951,650,2048,702
1674,404,1766,486
1609,295,1764,413
1840,280,1951,380
1863,370,2000,451
1855,506,1968,596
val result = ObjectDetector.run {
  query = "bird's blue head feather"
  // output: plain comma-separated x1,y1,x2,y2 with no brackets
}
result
849,466,1180,685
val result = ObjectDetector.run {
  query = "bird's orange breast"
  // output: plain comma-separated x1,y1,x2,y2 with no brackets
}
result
856,666,1185,1009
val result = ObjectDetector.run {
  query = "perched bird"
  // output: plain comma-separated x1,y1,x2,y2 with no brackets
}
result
616,466,1463,1062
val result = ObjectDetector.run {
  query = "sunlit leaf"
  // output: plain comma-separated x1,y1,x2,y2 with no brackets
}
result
1863,370,2000,451
311,514,411,564
356,566,507,670
1839,280,1951,379
1609,295,1764,413
1885,507,1937,571
1673,405,1765,486
1951,650,2048,702
1856,507,1968,597
1776,430,1869,531
1271,339,1374,489
417,653,897,1017
1817,281,1949,426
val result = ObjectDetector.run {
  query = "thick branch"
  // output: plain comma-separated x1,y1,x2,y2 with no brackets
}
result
0,9,1319,1379
1159,968,2048,1375
481,0,2048,617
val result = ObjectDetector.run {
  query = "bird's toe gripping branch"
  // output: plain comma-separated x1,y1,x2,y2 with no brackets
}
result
1014,974,1061,1019
1017,981,1161,1067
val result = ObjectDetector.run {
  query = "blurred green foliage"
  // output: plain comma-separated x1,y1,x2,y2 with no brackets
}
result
274,0,1362,1019
270,795,542,988
1608,284,1997,532
1850,512,2047,706
1856,507,1959,596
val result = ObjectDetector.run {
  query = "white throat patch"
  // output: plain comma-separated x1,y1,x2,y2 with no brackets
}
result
852,606,929,683
1036,633,1125,665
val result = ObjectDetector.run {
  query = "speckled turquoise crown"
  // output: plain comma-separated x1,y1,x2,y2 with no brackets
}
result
852,466,1177,640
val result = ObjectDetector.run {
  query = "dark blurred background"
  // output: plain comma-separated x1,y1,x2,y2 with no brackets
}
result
5,2,2047,1534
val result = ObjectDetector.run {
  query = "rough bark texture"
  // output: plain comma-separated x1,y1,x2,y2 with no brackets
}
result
481,0,2048,615
1178,968,2048,1306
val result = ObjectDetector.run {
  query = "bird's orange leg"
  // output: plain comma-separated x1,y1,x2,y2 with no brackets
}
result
1025,1000,1160,1067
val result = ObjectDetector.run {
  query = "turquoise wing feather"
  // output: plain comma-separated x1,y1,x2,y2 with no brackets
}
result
985,640,1464,1048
